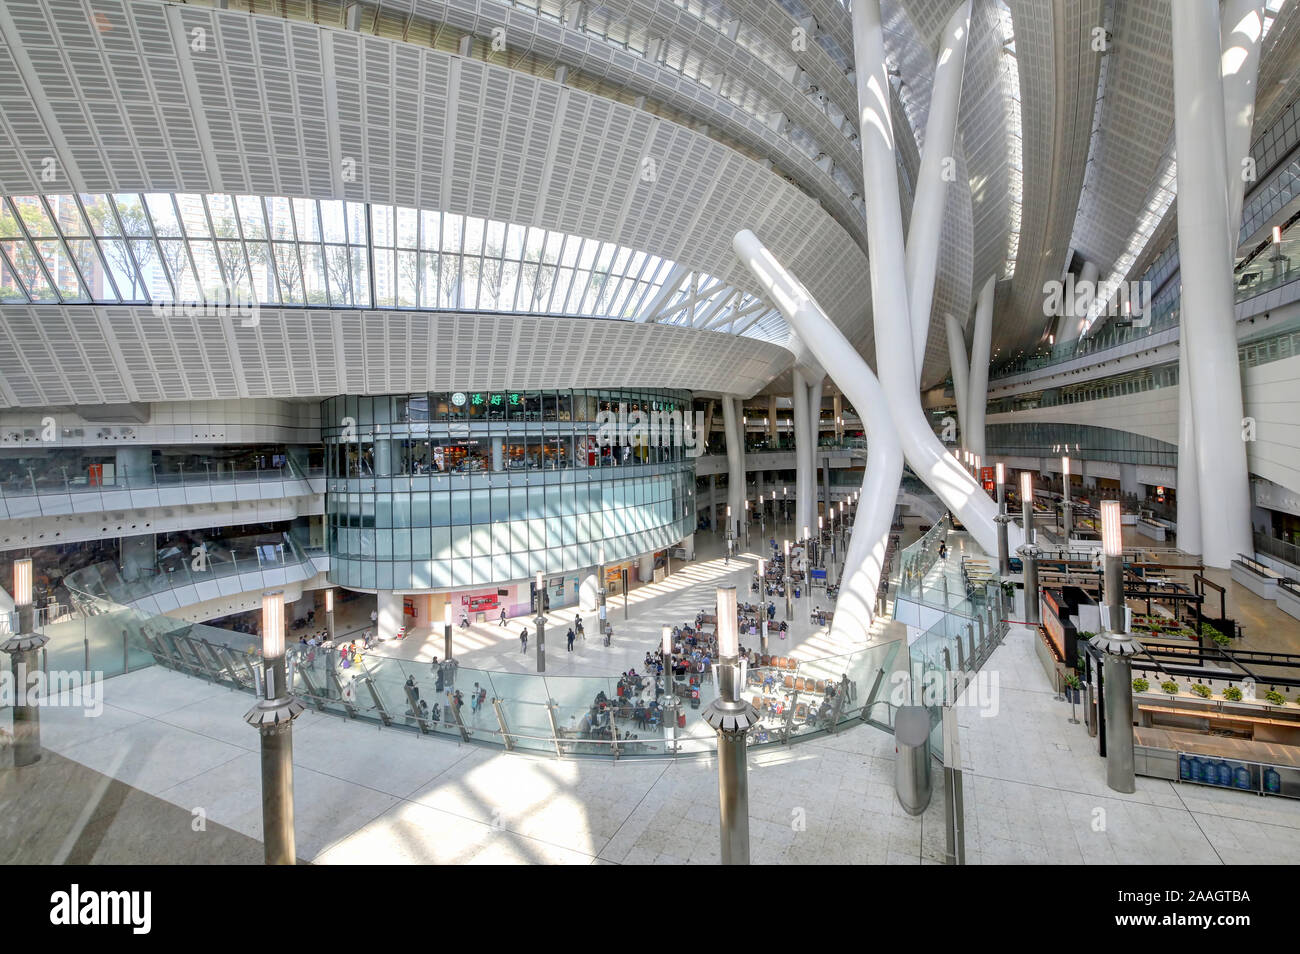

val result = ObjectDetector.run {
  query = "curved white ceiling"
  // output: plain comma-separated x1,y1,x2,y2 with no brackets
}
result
0,304,792,408
0,0,875,357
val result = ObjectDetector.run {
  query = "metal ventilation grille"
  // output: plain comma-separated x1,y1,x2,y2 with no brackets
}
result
0,304,791,408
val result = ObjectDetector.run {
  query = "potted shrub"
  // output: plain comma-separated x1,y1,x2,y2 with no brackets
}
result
1191,683,1212,698
1222,685,1243,702
1161,680,1179,695
1132,677,1150,693
1201,622,1230,648
1063,672,1082,703
1266,690,1286,706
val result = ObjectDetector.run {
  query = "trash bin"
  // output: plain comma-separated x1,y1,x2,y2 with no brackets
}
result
677,710,686,729
894,706,932,815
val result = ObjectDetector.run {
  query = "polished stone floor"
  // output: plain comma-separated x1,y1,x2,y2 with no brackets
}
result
7,515,1300,864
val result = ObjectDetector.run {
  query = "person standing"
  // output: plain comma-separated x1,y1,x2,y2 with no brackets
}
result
566,627,575,652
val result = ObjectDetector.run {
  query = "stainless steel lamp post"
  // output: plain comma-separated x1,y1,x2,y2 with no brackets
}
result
1090,500,1142,794
703,585,760,864
244,591,305,865
1061,456,1074,542
994,463,1011,575
1018,472,1041,625
663,625,678,755
443,599,454,663
3,559,48,767
783,539,792,621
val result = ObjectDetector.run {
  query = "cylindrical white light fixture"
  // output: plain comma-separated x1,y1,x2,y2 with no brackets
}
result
716,585,739,658
1101,500,1123,557
324,587,334,614
662,625,672,657
995,462,1005,485
803,525,809,540
443,599,453,627
13,557,32,607
536,572,544,611
727,505,732,517
758,558,765,578
1062,455,1071,480
1020,471,1033,501
818,516,823,530
262,591,285,660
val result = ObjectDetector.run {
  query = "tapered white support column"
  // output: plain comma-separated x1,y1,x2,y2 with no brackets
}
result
1221,0,1265,243
1176,344,1203,555
722,397,745,542
1171,0,1253,568
1060,261,1097,349
944,312,970,444
850,0,1014,557
906,0,972,380
735,230,902,640
793,369,813,535
807,372,825,522
966,274,995,459
1176,0,1260,559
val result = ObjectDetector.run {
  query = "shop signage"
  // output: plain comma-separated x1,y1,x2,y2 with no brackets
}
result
462,592,500,612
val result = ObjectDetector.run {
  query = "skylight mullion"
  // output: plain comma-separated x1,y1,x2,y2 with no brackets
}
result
10,196,68,302
73,193,126,301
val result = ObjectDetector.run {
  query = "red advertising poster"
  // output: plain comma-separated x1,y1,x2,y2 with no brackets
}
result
88,463,103,486
980,466,995,493
462,592,500,612
403,597,417,618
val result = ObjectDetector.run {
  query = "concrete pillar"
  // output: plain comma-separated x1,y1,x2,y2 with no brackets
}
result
373,437,392,477
944,312,969,445
1119,463,1139,498
833,395,843,440
709,473,718,532
579,571,599,612
722,398,745,540
768,395,779,446
492,436,504,472
376,590,403,640
1176,348,1202,554
637,553,654,582
793,369,813,536
1172,0,1253,567
905,0,972,380
115,447,152,487
734,397,748,537
966,274,995,458
681,532,696,560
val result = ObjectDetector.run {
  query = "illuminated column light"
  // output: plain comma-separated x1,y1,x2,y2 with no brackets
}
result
1101,500,1123,557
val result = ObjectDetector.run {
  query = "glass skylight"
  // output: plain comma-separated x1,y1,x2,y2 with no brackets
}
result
0,192,784,341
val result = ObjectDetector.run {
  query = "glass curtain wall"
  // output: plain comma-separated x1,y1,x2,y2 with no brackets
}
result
323,388,696,589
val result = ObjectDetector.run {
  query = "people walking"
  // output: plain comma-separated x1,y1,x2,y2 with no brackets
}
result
520,626,528,653
499,607,508,627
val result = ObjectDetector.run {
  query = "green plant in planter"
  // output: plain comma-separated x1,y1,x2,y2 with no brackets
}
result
1222,685,1243,702
1132,677,1150,693
1200,622,1231,647
1191,683,1213,698
1161,680,1180,695
1266,690,1287,706
1063,673,1082,690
